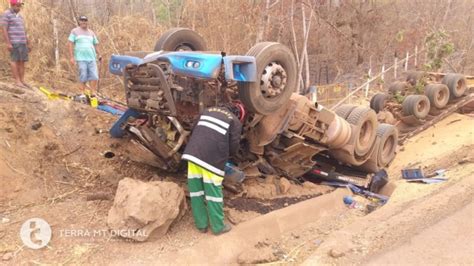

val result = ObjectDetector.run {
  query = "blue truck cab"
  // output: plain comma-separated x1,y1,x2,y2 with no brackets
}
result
109,51,257,82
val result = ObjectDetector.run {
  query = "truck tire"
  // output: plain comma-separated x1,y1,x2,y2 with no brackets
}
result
334,104,357,119
441,73,467,99
388,81,409,95
154,28,207,51
402,95,430,119
123,51,149,58
406,71,426,86
359,157,380,173
376,124,398,167
346,107,378,157
238,42,297,115
369,93,388,113
424,84,449,109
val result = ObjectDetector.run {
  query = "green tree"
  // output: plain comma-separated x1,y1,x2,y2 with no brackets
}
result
423,31,454,71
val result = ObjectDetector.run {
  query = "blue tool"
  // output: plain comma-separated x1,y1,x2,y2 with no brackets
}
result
348,183,389,204
97,104,125,116
224,162,246,183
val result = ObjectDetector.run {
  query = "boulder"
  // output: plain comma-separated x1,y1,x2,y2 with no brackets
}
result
107,178,187,241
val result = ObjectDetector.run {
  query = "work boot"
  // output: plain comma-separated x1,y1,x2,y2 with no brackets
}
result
213,223,232,236
198,227,208,233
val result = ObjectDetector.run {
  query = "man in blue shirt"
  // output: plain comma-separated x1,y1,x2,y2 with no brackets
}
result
68,15,101,94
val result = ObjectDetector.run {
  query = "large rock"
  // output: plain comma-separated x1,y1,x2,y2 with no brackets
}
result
107,178,187,241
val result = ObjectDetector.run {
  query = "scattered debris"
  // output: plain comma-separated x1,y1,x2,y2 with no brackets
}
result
329,248,345,258
107,178,187,241
348,184,389,204
44,142,59,151
366,203,379,213
369,170,389,193
446,118,462,125
306,166,372,189
343,195,365,210
85,192,113,201
31,121,42,130
401,168,425,179
406,178,447,184
402,168,448,183
224,162,245,183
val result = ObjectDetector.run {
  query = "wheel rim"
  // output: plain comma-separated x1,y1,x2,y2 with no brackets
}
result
456,79,466,93
437,89,447,102
382,135,395,158
416,100,427,113
175,44,193,51
260,62,288,99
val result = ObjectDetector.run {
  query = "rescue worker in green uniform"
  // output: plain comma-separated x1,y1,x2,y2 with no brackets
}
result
182,103,243,235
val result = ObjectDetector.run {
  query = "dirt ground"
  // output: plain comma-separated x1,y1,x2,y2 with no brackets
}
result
0,83,329,264
0,83,473,264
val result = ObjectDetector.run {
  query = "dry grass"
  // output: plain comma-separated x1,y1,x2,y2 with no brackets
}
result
1,0,473,99
0,1,163,98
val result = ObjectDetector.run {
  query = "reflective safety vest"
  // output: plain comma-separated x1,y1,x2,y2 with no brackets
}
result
182,107,242,176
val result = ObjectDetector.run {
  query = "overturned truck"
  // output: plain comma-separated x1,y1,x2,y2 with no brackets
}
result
109,28,398,181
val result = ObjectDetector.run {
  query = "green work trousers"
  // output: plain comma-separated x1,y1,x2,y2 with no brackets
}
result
187,161,225,234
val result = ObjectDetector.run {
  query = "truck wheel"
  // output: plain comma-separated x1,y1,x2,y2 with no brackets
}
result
334,104,357,119
346,107,378,157
424,84,449,109
406,71,426,86
123,51,149,58
376,124,398,167
238,42,297,115
154,28,207,51
402,95,430,119
388,81,409,95
369,93,388,113
442,73,467,99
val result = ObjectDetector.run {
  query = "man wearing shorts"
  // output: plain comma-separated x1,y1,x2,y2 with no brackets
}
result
68,15,101,94
1,0,31,88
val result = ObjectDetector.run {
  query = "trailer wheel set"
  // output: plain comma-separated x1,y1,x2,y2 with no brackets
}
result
369,71,473,143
